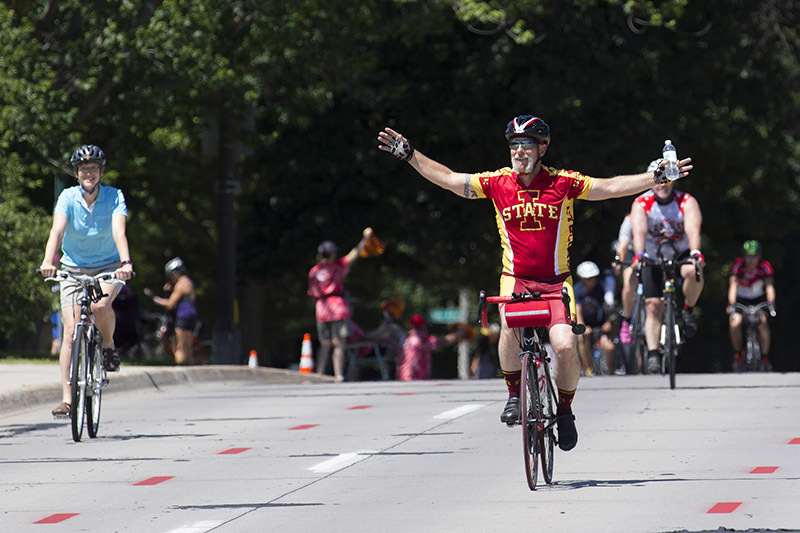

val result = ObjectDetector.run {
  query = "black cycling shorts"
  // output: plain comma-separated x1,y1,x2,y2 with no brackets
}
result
641,249,690,299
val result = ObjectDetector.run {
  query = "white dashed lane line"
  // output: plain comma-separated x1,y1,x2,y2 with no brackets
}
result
433,404,485,420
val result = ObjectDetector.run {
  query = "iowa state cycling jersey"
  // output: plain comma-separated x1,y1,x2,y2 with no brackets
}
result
635,189,692,260
730,257,774,300
469,166,595,278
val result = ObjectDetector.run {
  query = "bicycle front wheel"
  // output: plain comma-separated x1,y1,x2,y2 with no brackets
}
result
86,330,103,438
70,325,88,442
520,351,540,490
746,330,761,372
664,296,678,389
538,355,556,484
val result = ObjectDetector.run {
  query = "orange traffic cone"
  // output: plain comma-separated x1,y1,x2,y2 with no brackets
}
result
248,350,258,368
299,333,314,374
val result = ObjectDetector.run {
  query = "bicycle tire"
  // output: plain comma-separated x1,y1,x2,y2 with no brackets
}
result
86,328,103,438
538,354,556,484
664,296,677,389
520,351,540,490
746,330,761,372
629,300,646,375
70,325,88,442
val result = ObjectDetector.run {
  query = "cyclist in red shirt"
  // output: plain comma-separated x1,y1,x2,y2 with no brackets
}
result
308,227,373,381
378,116,693,451
727,240,776,368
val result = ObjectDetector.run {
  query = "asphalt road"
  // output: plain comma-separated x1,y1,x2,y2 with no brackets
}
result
1,373,799,532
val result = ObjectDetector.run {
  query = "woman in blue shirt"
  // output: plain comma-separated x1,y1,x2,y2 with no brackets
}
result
39,144,134,417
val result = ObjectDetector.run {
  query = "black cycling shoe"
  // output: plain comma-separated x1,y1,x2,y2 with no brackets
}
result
500,396,520,425
556,412,578,451
103,348,120,372
647,355,662,374
682,308,698,338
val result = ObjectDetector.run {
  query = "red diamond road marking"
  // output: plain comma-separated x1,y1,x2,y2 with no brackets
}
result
34,513,79,524
750,466,779,474
219,447,251,455
348,405,372,410
395,392,415,396
707,502,742,514
134,476,175,486
289,424,318,430
790,438,800,444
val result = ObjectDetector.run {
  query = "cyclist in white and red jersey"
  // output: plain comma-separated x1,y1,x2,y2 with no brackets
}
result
378,117,693,451
727,240,775,367
308,227,373,381
631,160,705,373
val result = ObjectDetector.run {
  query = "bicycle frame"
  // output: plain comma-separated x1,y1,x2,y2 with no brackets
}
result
640,241,700,388
44,270,123,441
731,301,775,372
478,287,584,490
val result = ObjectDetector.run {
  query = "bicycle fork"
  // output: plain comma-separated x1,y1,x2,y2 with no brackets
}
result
659,282,682,347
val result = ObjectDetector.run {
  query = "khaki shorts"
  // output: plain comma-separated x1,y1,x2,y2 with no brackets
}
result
317,319,350,342
59,262,124,311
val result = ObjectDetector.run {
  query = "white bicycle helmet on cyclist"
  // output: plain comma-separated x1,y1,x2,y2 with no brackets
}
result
164,257,186,277
576,260,600,279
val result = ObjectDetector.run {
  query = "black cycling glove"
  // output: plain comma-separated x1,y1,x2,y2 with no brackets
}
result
388,136,415,161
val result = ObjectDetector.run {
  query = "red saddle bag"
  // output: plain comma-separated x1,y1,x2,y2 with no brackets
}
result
504,300,552,328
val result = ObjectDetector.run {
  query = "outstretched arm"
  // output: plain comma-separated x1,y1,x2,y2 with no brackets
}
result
377,127,478,199
585,158,693,201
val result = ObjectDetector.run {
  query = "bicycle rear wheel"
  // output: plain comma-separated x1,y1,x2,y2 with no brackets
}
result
86,329,103,438
538,355,556,484
520,351,540,490
70,325,88,442
629,301,646,375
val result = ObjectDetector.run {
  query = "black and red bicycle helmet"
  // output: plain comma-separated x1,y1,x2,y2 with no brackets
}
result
505,115,550,146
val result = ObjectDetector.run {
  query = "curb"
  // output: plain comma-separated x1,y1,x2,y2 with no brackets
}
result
0,366,336,416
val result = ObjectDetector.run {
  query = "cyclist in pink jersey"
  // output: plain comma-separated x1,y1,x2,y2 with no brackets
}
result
378,116,693,451
727,240,775,368
308,227,373,381
630,161,705,374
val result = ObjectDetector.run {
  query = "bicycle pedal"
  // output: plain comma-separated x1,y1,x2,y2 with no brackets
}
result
52,413,70,420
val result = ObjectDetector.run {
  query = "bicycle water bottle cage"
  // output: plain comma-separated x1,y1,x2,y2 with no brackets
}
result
504,300,551,328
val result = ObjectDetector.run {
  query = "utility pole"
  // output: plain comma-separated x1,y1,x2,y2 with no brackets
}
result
212,110,241,364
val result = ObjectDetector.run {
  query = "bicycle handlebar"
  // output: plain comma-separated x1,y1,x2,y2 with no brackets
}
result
636,241,701,282
730,301,776,318
39,269,130,285
478,288,586,335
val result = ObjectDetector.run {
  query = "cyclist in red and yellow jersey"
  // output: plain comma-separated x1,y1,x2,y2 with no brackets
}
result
378,116,693,451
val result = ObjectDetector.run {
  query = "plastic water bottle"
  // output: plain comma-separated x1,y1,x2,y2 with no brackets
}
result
662,140,679,181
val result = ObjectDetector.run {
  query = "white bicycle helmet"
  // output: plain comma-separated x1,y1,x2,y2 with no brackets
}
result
164,257,185,277
576,261,600,279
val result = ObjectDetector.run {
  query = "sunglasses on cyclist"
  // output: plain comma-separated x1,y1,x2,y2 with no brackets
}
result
508,139,540,150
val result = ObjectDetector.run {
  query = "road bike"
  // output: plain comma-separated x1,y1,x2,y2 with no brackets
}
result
731,301,776,372
478,288,585,490
640,242,700,389
124,311,211,364
43,270,126,441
